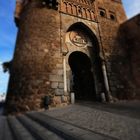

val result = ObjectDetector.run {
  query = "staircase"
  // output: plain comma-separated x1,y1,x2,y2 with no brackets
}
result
1,102,140,140
0,111,116,140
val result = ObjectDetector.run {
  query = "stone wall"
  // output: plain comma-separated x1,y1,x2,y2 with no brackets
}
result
60,13,103,98
6,0,102,114
5,0,130,114
59,0,128,99
96,0,127,98
6,1,69,114
118,14,140,99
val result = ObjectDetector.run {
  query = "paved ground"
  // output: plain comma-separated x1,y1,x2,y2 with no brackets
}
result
0,107,3,115
77,100,140,119
0,100,140,140
45,100,140,140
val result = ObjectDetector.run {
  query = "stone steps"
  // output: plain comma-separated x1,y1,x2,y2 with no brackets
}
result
0,111,117,140
0,117,5,140
8,116,35,140
1,102,140,140
17,115,64,140
0,117,14,140
44,103,140,140
2,118,14,140
26,112,116,140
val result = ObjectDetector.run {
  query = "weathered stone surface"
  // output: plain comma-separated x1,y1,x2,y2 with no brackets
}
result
55,89,64,96
49,75,63,82
53,96,62,105
46,102,140,140
118,14,140,99
56,64,63,69
51,82,58,89
58,83,64,89
61,96,68,103
5,0,139,114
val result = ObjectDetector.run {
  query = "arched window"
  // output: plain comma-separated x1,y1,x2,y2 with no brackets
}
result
78,7,83,17
86,9,91,20
91,11,95,20
110,13,116,21
110,14,115,20
71,4,73,15
83,8,87,18
99,8,106,17
63,2,68,13
100,11,105,17
69,3,73,14
73,5,78,16
67,3,72,14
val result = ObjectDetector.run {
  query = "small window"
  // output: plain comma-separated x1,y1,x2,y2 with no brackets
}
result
78,7,82,17
109,11,116,21
100,11,105,17
78,8,82,13
110,14,115,20
99,8,106,18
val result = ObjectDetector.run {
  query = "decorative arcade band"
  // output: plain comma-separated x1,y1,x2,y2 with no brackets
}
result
15,0,58,26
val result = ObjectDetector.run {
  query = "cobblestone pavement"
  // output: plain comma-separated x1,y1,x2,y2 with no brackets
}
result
45,100,140,140
0,107,3,115
0,101,140,140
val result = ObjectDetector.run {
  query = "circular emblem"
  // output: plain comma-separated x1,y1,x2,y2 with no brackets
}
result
69,31,88,48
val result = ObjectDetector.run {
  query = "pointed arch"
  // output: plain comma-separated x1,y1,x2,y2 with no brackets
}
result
67,22,100,54
65,22,105,100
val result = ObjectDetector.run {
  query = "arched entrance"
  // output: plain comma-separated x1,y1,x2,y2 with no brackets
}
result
65,22,105,102
69,51,96,100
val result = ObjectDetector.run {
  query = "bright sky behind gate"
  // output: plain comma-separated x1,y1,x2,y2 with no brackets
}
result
0,0,140,94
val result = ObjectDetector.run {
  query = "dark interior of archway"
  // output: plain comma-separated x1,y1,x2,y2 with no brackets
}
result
69,51,96,101
67,22,105,101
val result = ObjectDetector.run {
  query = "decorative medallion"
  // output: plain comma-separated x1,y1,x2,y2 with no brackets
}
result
69,31,88,48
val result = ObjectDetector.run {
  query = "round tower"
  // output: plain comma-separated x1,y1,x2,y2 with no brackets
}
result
5,0,67,114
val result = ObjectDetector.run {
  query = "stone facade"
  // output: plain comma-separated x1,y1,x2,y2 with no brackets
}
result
96,0,127,98
5,0,139,114
117,14,140,99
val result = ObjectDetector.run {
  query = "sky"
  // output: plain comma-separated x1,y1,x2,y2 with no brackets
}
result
0,0,17,94
0,0,140,95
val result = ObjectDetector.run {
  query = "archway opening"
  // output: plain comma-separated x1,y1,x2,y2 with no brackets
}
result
67,22,100,55
69,51,96,101
66,22,106,102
